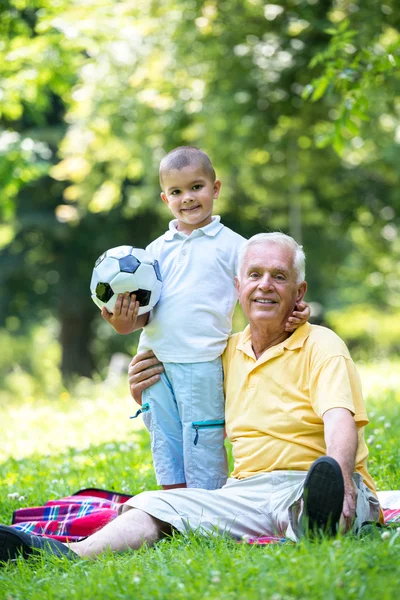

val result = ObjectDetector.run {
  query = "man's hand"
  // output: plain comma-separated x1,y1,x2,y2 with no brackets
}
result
102,293,148,334
128,350,164,406
323,407,358,532
285,300,310,332
340,479,358,533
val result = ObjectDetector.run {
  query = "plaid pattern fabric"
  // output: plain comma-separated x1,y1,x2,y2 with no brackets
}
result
10,488,400,544
382,509,400,523
11,488,132,543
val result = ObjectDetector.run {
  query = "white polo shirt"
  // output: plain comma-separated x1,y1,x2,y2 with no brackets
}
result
138,216,245,362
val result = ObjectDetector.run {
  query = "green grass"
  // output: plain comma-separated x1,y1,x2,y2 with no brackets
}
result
1,362,400,599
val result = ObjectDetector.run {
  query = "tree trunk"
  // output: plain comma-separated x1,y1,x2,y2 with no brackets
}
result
59,304,95,379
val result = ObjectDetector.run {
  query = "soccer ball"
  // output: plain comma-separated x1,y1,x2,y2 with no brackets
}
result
90,245,162,315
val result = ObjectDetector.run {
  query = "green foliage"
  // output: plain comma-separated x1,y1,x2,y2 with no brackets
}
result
0,320,62,403
0,0,399,379
305,7,400,152
327,305,400,359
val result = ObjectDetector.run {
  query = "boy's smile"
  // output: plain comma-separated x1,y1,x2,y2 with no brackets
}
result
161,164,221,235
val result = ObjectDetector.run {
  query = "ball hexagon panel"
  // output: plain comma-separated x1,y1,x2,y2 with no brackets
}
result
96,282,114,303
91,294,104,310
134,263,158,290
149,280,162,305
94,251,107,268
134,289,152,307
94,256,121,285
106,245,134,259
130,248,153,264
89,269,100,295
153,260,162,282
109,272,140,295
119,254,140,274
105,295,119,313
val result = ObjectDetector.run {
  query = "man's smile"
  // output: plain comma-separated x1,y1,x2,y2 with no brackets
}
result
253,298,278,304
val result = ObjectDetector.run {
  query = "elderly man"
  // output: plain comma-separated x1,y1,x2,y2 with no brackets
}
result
0,233,380,561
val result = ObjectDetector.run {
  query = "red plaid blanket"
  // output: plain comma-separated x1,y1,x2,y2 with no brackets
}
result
12,488,132,542
11,488,400,544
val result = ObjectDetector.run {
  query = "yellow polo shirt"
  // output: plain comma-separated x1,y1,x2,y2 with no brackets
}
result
222,322,375,492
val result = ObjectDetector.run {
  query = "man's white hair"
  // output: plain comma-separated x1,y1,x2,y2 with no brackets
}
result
238,233,306,284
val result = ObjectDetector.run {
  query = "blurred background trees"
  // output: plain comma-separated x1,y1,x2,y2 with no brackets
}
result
0,0,399,395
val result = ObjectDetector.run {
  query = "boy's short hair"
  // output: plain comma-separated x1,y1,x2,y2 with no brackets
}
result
159,146,216,187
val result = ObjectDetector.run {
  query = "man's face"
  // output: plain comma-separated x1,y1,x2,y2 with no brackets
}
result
236,242,306,328
160,164,221,235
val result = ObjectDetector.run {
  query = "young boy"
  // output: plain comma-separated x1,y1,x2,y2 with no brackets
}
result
102,146,309,491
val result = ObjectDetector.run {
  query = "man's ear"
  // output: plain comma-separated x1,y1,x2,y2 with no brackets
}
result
161,192,168,205
235,276,241,302
296,281,307,303
213,179,222,199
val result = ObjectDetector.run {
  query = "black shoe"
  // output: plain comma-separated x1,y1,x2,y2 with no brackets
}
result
0,525,78,563
357,521,383,539
302,457,345,537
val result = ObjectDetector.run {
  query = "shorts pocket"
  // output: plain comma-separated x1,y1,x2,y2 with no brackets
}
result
192,419,225,446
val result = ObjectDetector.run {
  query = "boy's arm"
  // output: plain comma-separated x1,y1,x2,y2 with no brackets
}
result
285,300,310,332
102,292,149,334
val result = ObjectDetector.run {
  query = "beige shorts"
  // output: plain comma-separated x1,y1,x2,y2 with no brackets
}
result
120,471,380,541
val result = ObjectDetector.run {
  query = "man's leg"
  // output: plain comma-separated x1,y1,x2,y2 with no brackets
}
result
0,509,171,562
288,459,381,539
300,457,344,536
69,509,171,558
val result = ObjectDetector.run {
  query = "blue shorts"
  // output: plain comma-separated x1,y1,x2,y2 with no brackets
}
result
141,358,228,489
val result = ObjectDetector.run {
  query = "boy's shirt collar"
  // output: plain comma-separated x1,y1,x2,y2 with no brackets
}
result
164,215,223,241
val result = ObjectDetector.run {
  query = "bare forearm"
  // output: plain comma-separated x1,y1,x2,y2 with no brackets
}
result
326,418,358,482
323,407,358,531
324,408,358,484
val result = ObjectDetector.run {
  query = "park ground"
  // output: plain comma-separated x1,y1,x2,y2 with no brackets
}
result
1,360,400,599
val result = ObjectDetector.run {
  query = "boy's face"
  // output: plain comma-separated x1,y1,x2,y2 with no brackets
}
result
160,164,221,234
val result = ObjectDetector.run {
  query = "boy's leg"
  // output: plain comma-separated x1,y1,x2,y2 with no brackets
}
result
141,368,186,487
174,359,228,490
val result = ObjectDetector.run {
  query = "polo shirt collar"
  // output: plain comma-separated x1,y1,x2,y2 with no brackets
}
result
236,322,312,362
163,215,223,241
283,322,312,350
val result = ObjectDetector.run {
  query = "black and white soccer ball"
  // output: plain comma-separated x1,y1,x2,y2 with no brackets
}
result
90,245,162,315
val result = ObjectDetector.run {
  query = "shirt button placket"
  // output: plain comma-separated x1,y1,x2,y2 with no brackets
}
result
178,240,188,264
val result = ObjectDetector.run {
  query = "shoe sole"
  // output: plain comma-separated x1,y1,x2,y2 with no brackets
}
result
0,526,35,561
0,525,77,563
303,457,345,536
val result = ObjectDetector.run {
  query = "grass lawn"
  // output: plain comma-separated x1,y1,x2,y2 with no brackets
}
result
1,361,400,599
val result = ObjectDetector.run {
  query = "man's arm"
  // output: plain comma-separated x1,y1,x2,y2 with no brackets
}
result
128,350,164,406
323,407,358,533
